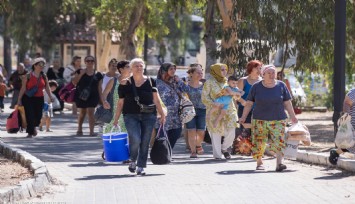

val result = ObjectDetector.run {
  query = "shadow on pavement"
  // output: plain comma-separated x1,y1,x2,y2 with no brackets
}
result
69,162,124,167
314,172,355,180
216,169,298,175
2,136,104,162
75,174,165,180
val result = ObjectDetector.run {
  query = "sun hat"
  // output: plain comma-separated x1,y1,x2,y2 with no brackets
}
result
33,57,46,65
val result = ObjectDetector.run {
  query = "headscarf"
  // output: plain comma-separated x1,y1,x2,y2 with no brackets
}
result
261,64,276,76
210,63,228,83
157,62,176,80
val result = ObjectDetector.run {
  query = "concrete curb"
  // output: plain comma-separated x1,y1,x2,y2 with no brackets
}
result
0,141,52,204
296,150,355,172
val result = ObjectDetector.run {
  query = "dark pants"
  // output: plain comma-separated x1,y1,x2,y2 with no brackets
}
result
22,95,44,135
238,105,252,130
0,96,4,109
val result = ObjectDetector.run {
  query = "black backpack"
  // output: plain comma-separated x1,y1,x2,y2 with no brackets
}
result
150,126,172,165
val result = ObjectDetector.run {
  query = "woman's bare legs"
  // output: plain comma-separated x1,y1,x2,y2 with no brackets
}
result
187,129,197,155
87,107,95,135
77,108,86,134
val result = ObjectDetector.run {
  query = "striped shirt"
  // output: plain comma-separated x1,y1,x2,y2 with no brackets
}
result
346,89,355,152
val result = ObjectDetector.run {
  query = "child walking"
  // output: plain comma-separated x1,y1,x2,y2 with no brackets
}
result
207,76,245,127
39,80,60,132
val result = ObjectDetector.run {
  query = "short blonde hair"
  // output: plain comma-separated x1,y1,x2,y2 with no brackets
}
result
129,58,145,67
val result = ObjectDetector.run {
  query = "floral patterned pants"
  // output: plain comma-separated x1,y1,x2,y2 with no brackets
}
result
251,119,286,159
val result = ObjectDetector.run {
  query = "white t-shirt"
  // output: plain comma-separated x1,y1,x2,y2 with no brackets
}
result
63,65,76,84
101,74,114,93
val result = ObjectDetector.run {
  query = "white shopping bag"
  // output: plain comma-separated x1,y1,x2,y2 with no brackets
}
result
283,140,299,160
335,113,355,149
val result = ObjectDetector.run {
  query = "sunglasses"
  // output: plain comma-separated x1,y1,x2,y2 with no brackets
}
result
86,60,95,63
36,62,45,67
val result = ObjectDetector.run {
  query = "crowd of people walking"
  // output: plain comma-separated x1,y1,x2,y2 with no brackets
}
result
2,55,305,175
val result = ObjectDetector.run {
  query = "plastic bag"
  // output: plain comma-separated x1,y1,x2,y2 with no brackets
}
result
287,122,311,146
335,113,355,149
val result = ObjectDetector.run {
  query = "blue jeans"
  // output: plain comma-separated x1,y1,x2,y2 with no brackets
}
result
124,114,156,168
157,127,182,149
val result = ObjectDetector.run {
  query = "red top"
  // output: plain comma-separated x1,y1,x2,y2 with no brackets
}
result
0,83,6,97
26,73,45,97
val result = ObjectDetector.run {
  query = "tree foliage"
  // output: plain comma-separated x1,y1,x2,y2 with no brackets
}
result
229,0,335,76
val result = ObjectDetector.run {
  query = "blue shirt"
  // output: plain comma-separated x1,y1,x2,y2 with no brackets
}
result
247,80,291,120
187,84,206,109
156,79,190,130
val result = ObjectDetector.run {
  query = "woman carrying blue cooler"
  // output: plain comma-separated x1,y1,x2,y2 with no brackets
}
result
113,58,166,175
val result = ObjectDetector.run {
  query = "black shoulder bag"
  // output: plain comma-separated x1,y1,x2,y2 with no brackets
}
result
131,77,156,113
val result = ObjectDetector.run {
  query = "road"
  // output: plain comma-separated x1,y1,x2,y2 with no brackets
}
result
1,108,355,203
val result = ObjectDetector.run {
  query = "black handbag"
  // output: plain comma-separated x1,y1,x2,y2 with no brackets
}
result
150,125,172,165
94,105,113,124
94,77,117,124
131,77,156,113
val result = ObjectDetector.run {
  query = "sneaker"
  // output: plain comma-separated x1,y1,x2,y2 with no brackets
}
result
46,129,53,132
39,126,43,131
128,162,136,173
329,149,339,165
223,151,231,160
136,167,146,175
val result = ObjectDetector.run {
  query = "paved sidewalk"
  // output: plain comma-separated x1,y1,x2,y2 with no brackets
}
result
1,106,355,203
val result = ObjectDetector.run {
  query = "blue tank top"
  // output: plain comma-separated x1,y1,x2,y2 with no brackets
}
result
242,79,252,100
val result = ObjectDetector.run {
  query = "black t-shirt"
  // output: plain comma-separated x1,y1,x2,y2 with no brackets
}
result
47,67,64,80
119,76,157,114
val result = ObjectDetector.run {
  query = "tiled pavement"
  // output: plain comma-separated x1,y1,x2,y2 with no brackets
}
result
1,103,355,203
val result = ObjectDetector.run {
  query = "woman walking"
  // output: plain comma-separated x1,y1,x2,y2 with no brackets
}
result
113,58,166,175
185,64,206,158
240,64,298,171
17,57,53,138
155,62,190,149
72,56,107,136
202,63,239,160
237,60,262,129
103,60,131,134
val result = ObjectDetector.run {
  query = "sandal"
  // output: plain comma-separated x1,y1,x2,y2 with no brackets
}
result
256,165,265,170
190,153,198,158
276,164,287,172
196,146,204,155
76,131,83,136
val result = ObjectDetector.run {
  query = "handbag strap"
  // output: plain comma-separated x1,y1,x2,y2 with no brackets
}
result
162,79,183,100
27,72,43,89
131,77,144,109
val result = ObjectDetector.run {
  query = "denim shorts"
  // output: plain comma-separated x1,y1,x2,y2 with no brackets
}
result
185,108,206,131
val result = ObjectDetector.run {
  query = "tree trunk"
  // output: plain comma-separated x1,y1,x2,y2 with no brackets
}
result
119,3,145,60
203,0,217,77
216,0,238,68
96,30,112,72
3,13,11,78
